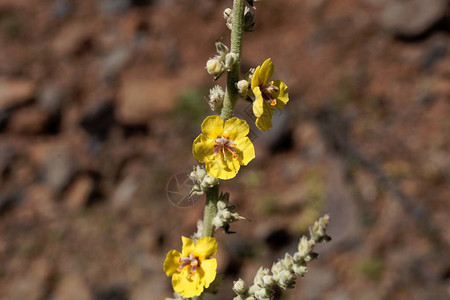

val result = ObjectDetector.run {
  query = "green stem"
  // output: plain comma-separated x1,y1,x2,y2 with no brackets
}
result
202,184,219,237
220,0,245,121
203,0,245,237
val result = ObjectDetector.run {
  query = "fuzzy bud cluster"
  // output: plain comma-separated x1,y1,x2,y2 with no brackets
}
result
233,215,331,300
224,6,255,32
189,165,219,196
208,85,225,112
212,193,245,232
206,42,238,79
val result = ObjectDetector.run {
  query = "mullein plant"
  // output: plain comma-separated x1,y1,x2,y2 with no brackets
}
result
163,1,331,299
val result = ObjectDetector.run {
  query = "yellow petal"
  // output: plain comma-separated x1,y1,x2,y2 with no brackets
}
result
252,87,264,118
194,237,218,260
251,65,262,89
192,134,214,163
272,80,289,109
255,103,274,131
172,270,203,298
235,136,255,166
181,236,196,257
163,250,181,277
201,115,224,139
205,152,240,180
223,117,249,140
259,58,274,86
200,258,217,289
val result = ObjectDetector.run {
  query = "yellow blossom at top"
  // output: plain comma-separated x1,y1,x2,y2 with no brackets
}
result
193,115,255,180
252,58,289,131
164,236,218,298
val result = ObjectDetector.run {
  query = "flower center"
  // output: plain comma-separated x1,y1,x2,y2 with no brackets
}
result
214,136,238,159
178,252,200,276
261,81,279,106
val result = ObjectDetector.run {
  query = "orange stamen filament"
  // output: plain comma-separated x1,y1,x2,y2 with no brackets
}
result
261,81,279,106
214,136,238,159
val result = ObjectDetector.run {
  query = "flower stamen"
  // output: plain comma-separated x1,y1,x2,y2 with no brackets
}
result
261,81,279,106
214,136,238,159
178,253,200,276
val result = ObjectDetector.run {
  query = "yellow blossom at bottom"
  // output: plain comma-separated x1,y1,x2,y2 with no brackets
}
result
164,236,218,298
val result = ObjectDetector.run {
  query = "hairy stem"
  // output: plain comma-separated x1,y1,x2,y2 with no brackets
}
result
220,0,245,121
203,0,246,237
202,184,220,237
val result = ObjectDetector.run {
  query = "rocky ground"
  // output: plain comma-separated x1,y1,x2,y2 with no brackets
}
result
0,0,449,299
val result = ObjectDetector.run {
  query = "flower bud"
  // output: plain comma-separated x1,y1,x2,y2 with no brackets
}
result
223,8,232,19
254,287,273,300
189,165,219,196
208,85,225,112
297,236,313,258
203,176,218,187
220,210,232,220
206,57,224,76
213,216,224,229
244,7,256,32
254,267,271,286
223,8,233,30
215,42,229,56
281,253,294,270
217,200,227,210
271,261,284,275
292,264,307,277
237,79,249,97
232,279,247,295
273,269,295,289
225,52,238,70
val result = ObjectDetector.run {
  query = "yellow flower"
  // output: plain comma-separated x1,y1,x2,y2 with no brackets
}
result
193,115,255,180
251,58,289,131
164,236,218,298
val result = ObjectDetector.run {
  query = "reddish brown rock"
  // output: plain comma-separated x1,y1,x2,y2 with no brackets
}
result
8,106,50,134
52,273,93,300
65,175,95,210
0,78,35,110
22,185,57,219
51,22,93,57
116,75,177,125
380,0,447,37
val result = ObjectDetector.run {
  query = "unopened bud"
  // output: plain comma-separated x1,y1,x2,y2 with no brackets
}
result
216,42,229,56
237,79,249,97
219,210,232,220
223,8,232,19
206,57,224,76
254,287,273,300
224,8,233,30
232,279,247,295
244,7,256,32
281,253,294,270
274,269,295,289
217,200,227,210
189,165,219,196
225,52,238,70
208,85,225,112
292,264,307,277
212,216,224,229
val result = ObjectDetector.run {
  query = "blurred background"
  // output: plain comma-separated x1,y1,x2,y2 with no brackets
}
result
0,0,449,299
